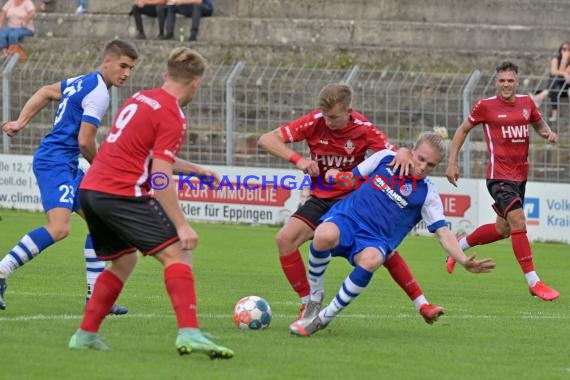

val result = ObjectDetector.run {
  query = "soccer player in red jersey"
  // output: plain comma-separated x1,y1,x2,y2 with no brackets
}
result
259,83,445,325
445,61,560,301
68,47,234,358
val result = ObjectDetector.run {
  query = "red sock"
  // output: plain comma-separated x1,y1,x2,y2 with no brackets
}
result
164,263,198,329
466,223,504,247
384,251,422,300
510,229,535,273
80,270,123,333
279,250,310,298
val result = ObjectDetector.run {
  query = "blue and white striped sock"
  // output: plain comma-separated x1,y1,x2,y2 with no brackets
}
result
84,234,105,300
307,243,331,300
0,227,55,277
319,265,373,324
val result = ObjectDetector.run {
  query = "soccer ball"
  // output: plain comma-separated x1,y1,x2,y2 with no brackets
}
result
233,295,272,330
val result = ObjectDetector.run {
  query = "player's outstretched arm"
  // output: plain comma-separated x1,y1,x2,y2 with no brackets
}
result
435,226,495,273
258,128,319,176
446,120,473,187
2,82,62,137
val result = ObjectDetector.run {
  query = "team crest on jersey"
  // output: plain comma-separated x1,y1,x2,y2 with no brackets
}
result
344,139,355,154
522,108,530,121
399,183,413,197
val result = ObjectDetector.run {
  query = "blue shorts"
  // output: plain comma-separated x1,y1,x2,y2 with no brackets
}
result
322,213,390,266
33,159,84,212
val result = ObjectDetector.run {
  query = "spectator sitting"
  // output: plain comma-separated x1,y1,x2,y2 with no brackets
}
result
531,41,570,122
0,0,35,62
160,0,213,41
130,0,167,39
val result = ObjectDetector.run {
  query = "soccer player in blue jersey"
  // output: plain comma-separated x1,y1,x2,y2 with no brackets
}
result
0,39,138,313
289,131,496,337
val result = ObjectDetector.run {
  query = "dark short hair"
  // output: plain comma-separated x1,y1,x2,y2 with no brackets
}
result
495,61,518,75
103,39,139,61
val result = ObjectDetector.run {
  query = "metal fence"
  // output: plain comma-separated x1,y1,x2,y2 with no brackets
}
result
2,53,569,182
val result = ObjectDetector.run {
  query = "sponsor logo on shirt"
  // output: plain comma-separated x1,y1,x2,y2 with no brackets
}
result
313,155,356,170
501,124,528,143
373,176,409,208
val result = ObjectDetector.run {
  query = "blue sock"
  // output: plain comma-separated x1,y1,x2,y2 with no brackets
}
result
307,243,331,298
320,266,374,323
0,227,55,277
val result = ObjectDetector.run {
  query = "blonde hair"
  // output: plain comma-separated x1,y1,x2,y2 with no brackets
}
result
317,83,352,111
167,48,207,85
414,129,448,158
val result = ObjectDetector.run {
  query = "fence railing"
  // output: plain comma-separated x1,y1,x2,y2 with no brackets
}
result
2,55,569,182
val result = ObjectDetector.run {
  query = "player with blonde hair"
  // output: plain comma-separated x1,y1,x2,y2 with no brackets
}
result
68,47,233,358
291,132,495,337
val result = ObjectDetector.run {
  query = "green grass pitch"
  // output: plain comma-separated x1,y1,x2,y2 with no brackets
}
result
0,209,568,380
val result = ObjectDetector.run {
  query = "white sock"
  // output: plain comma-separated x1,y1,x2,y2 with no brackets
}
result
318,266,373,324
413,295,428,311
459,237,470,251
84,235,104,299
525,271,540,287
0,227,54,278
307,244,331,299
0,255,19,278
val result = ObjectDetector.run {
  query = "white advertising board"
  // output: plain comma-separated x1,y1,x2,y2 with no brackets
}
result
1,154,569,243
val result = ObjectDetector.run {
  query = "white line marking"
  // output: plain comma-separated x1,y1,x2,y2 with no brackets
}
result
1,312,567,322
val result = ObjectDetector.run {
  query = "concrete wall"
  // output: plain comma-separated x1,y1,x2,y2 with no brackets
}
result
24,0,569,72
44,0,570,26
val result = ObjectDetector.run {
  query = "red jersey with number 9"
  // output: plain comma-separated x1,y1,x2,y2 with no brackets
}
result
80,88,187,197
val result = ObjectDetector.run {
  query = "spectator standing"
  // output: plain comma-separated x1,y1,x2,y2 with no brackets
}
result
0,0,35,61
